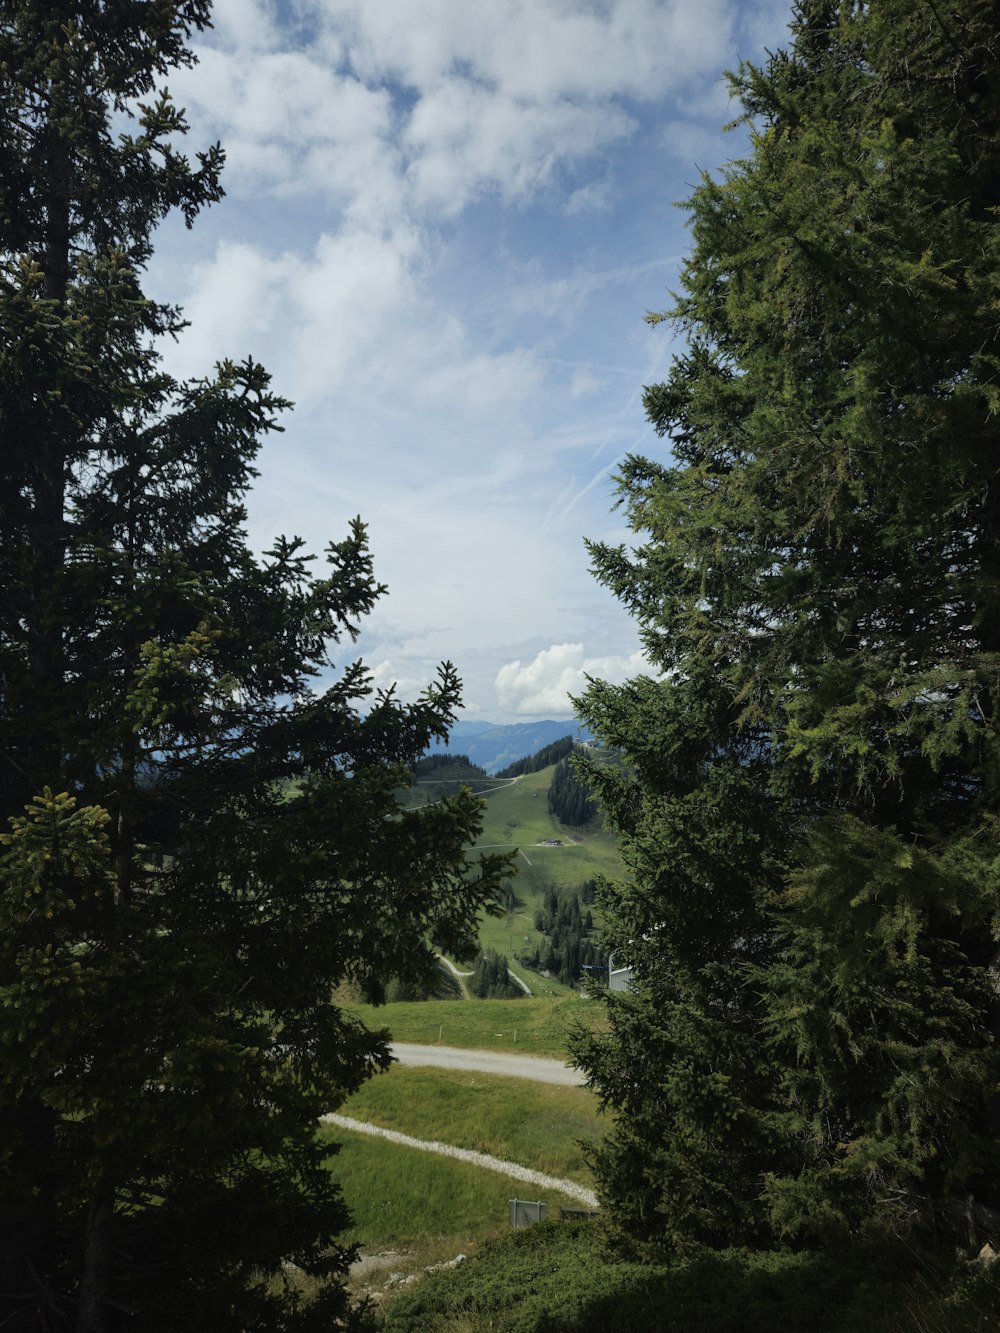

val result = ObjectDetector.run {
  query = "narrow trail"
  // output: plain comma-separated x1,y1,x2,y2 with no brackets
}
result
390,1043,583,1085
321,1113,598,1209
438,952,532,996
436,954,472,999
507,967,533,996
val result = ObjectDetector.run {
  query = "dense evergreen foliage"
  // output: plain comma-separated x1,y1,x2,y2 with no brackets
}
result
573,0,1000,1252
520,887,606,988
547,755,597,827
496,735,574,779
0,4,505,1328
404,753,493,811
413,753,489,779
469,949,523,1000
381,1219,1000,1333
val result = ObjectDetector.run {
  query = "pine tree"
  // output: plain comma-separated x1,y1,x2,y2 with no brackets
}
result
0,4,505,1328
573,0,1000,1251
547,754,596,826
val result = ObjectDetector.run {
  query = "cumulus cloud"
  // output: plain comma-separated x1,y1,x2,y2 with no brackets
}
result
176,0,735,224
321,0,730,102
368,659,437,701
161,224,421,395
495,642,651,717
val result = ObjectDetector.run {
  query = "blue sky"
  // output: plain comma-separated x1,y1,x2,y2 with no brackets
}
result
148,0,792,721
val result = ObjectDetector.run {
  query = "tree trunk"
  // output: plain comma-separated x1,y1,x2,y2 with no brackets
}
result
76,1180,114,1333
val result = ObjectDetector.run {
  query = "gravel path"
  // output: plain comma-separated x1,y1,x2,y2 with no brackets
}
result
390,1042,583,1085
321,1112,598,1208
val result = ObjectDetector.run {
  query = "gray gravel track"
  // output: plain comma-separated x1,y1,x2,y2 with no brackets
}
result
390,1042,584,1085
321,1113,598,1208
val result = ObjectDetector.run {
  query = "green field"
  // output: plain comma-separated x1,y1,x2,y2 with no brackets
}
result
347,995,601,1059
316,760,617,1309
340,1065,603,1185
396,754,623,997
321,1058,603,1303
464,764,622,994
472,766,622,892
322,1128,586,1254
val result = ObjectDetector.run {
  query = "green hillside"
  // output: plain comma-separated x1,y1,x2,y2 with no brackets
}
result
392,750,622,996
401,753,501,808
466,760,622,995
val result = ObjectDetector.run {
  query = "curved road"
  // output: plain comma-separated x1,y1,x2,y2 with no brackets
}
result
390,1042,584,1086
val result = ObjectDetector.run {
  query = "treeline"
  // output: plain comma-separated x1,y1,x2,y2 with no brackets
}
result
519,886,606,987
413,753,488,778
496,735,573,778
547,755,597,826
406,753,492,807
468,949,523,1000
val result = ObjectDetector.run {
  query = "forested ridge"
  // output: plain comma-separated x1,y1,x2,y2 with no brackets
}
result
546,755,597,827
495,735,574,779
519,886,606,988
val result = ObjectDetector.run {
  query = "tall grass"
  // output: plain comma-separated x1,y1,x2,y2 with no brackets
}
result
320,1125,588,1253
340,1066,603,1185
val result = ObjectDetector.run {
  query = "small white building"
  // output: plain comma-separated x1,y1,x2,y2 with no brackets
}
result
608,952,633,992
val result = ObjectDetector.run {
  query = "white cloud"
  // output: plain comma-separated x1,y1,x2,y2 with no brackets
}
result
320,0,730,101
161,225,421,396
169,44,401,215
205,0,282,53
565,179,614,215
403,83,634,214
495,642,650,717
176,0,736,225
143,0,788,727
368,659,436,700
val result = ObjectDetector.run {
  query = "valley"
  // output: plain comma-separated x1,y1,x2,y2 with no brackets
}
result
330,742,619,1310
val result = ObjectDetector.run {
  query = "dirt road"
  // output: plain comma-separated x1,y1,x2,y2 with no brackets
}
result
390,1042,584,1086
322,1113,598,1208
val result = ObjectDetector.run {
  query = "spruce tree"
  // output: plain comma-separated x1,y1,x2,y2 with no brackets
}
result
0,4,504,1328
574,0,1000,1250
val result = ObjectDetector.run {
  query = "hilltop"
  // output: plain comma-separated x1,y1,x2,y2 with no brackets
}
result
426,718,592,774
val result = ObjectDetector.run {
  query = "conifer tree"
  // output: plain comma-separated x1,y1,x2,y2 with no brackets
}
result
0,4,504,1328
574,0,1000,1250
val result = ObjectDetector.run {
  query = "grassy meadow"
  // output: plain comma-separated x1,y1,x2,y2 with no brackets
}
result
321,1128,587,1253
321,1001,609,1303
470,765,622,893
317,753,619,1311
346,995,601,1058
340,1065,603,1185
461,761,623,996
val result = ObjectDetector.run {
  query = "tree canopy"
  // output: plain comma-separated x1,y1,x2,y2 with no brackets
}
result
0,3,505,1328
547,755,597,827
496,735,575,779
573,0,1000,1251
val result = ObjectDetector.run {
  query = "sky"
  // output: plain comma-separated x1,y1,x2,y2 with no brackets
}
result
147,0,794,722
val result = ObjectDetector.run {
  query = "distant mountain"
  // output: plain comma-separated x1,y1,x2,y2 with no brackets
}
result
427,719,592,775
